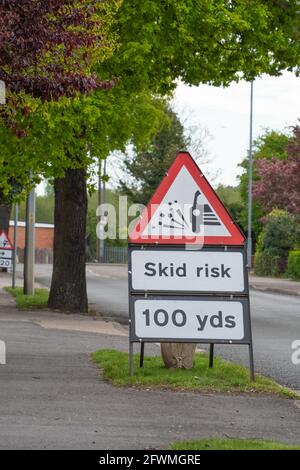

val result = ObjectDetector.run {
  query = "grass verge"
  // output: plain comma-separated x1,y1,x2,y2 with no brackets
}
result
170,438,300,450
5,286,49,309
91,349,297,398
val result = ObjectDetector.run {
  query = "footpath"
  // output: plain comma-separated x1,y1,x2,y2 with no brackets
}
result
249,275,300,297
0,273,300,449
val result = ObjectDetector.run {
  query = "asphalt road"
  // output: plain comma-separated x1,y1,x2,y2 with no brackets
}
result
1,316,300,450
32,263,300,390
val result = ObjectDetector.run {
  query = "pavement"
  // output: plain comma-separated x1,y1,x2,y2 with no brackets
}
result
249,274,300,297
31,263,300,390
1,273,300,449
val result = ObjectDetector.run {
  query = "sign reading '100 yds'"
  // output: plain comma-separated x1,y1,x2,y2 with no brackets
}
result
130,248,246,293
131,297,250,342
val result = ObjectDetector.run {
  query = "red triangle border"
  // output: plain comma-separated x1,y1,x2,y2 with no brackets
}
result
128,152,245,246
0,230,14,250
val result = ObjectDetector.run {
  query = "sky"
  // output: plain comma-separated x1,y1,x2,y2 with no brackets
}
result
36,71,299,195
172,71,300,187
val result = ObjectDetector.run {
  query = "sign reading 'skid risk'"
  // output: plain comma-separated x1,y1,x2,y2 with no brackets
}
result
128,151,254,379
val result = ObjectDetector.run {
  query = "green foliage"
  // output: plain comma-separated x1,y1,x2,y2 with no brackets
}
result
215,185,245,231
262,210,299,258
254,209,300,276
103,0,300,92
91,349,296,398
0,89,169,203
17,193,54,224
119,105,187,205
170,439,300,451
2,1,300,201
251,130,290,161
287,251,300,280
254,251,280,277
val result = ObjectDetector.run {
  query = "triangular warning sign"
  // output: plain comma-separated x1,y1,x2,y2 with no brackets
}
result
129,152,245,245
0,231,13,250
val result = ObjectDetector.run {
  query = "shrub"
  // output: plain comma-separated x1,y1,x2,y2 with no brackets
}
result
254,250,280,277
254,209,300,276
287,251,300,280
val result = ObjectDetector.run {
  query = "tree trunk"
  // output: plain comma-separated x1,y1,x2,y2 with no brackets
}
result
161,343,196,369
0,204,11,233
48,168,88,313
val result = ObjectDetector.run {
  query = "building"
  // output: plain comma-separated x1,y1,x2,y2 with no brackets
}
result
9,221,54,264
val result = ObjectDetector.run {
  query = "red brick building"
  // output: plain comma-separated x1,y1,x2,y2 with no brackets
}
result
9,221,54,263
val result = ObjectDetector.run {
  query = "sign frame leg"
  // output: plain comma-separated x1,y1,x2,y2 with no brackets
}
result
139,342,145,368
129,341,134,377
209,343,214,368
249,342,255,381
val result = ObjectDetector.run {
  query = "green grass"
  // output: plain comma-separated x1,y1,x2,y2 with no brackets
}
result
170,438,300,450
5,286,49,309
91,349,297,398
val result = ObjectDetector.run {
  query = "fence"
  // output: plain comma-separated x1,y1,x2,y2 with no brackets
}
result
17,248,53,264
103,246,127,264
14,246,127,264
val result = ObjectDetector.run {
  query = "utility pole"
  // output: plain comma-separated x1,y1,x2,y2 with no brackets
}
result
12,203,18,289
24,179,36,295
99,159,107,263
247,81,254,270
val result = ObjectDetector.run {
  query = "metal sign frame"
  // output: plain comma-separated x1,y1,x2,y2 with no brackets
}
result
128,245,249,296
128,244,254,381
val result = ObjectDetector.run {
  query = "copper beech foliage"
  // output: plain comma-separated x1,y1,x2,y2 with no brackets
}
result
253,126,300,216
0,0,117,100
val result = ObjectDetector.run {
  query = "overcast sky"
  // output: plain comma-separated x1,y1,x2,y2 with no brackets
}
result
172,71,300,188
36,71,299,195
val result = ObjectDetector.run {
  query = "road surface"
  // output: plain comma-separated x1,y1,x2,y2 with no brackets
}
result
31,264,300,390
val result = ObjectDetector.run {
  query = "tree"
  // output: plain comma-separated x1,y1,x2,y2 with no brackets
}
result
0,0,119,204
2,0,300,314
216,185,244,231
238,129,292,244
1,84,169,310
0,0,120,309
119,106,188,205
0,1,117,103
254,209,300,276
253,126,300,216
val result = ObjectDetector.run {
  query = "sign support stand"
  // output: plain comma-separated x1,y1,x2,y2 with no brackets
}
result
127,152,255,381
249,345,254,381
129,341,134,377
139,342,145,368
209,344,214,368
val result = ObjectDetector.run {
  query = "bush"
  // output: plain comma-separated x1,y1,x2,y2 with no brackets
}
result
287,251,300,280
254,209,300,276
262,209,298,258
254,251,280,277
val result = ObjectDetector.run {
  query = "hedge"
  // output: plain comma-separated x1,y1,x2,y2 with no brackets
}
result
287,251,300,280
254,251,280,277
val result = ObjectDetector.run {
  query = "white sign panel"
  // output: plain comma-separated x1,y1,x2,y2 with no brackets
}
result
0,249,12,259
133,298,245,341
131,250,245,293
0,258,12,268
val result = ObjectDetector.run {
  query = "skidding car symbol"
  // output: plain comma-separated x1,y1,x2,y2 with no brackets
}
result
190,190,221,233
